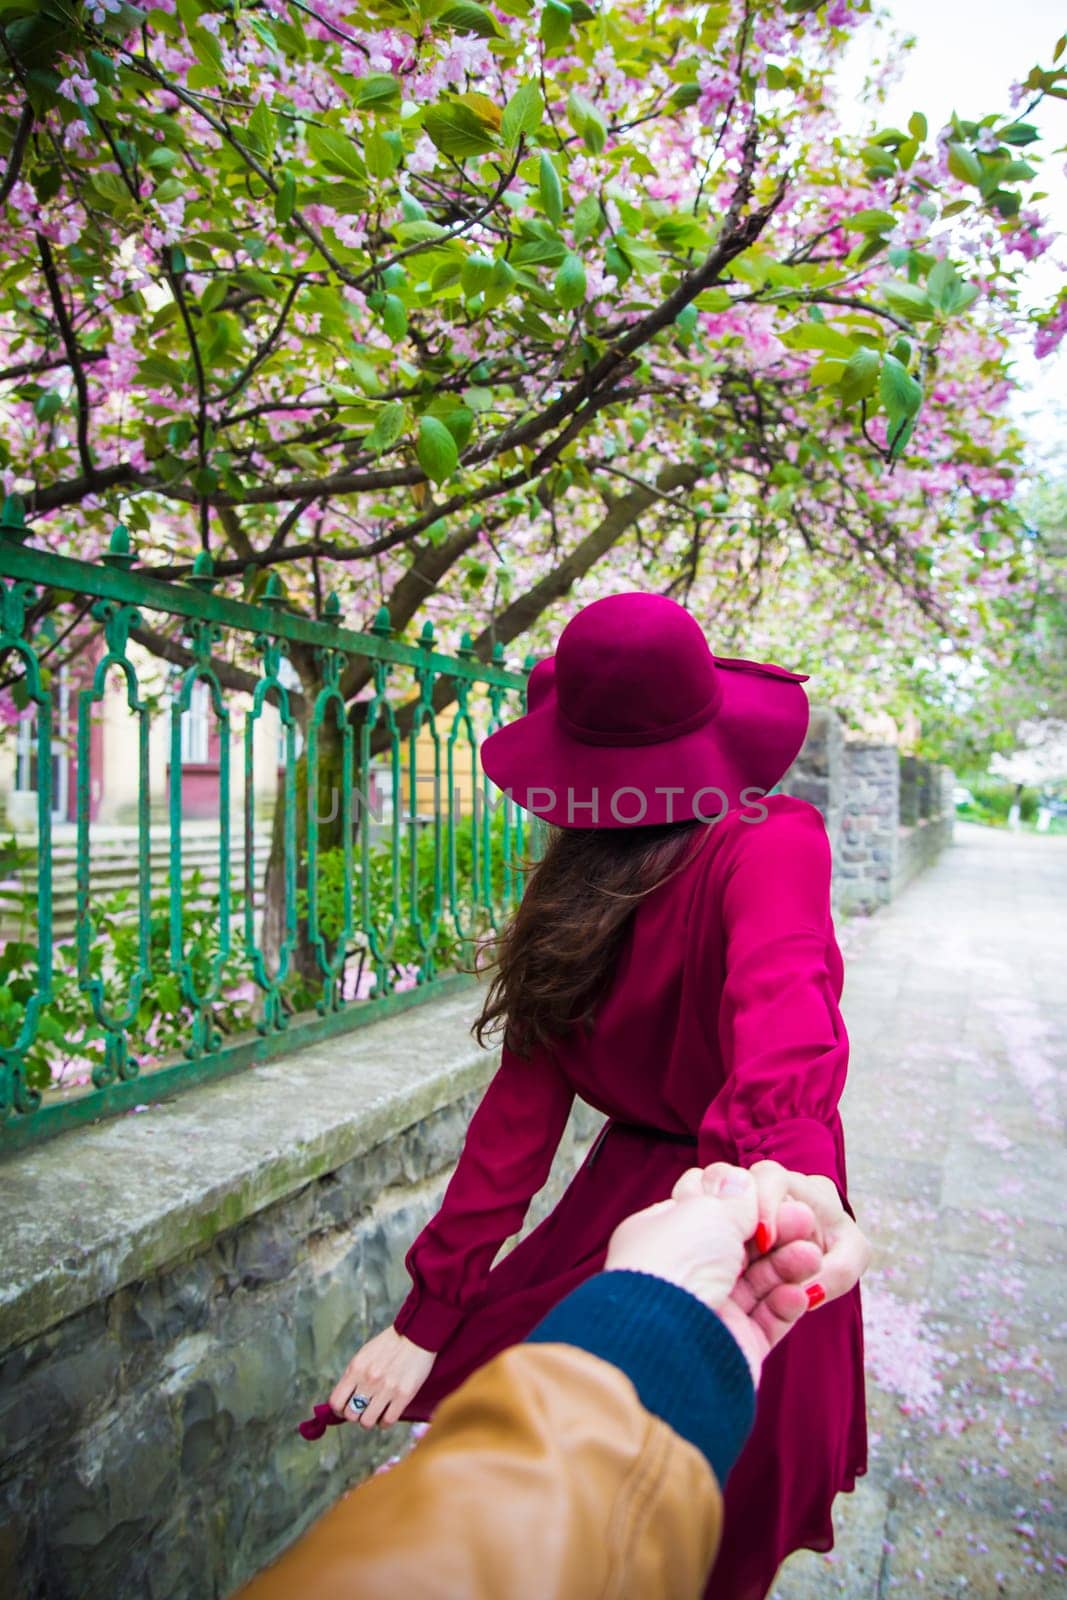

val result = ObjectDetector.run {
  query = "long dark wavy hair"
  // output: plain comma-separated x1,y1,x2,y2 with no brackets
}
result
472,818,714,1058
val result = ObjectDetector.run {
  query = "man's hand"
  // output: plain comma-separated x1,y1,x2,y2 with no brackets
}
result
605,1166,822,1383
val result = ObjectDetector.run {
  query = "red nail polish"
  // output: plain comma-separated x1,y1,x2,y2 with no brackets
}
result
754,1222,772,1254
806,1284,826,1309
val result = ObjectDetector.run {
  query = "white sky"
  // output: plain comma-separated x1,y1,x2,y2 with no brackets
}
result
835,0,1066,464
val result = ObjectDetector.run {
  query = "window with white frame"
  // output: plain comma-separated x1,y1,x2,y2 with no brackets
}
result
14,669,70,819
180,679,212,764
275,657,304,765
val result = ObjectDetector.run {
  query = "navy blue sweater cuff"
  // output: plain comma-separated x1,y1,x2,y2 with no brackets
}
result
525,1270,756,1486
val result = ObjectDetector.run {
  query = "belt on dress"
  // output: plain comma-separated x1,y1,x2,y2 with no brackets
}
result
586,1117,699,1169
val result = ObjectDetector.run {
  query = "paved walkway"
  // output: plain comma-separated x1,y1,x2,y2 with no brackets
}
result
772,823,1067,1600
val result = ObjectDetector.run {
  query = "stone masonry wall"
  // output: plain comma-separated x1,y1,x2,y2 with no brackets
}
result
894,763,955,897
834,742,902,914
780,705,845,858
0,1073,601,1600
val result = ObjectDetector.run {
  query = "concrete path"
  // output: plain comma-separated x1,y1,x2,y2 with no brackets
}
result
772,822,1067,1600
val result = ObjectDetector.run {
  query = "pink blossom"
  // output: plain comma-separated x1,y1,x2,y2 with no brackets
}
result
696,64,735,124
1034,298,1067,360
57,73,99,111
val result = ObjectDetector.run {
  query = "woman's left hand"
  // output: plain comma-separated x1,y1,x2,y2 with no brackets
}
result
745,1159,871,1308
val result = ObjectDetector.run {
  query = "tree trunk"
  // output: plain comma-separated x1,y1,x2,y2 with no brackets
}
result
262,649,348,991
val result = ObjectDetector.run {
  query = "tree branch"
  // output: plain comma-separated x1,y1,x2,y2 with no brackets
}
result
166,255,211,550
215,276,305,407
127,620,309,714
363,461,709,753
0,102,33,208
35,232,94,479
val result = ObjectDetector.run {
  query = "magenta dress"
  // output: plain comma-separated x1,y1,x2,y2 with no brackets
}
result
394,795,867,1600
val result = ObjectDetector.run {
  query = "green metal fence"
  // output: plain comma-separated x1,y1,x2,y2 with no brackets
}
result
0,506,535,1152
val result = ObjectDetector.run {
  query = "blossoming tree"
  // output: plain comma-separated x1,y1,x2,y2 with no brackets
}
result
0,0,1063,948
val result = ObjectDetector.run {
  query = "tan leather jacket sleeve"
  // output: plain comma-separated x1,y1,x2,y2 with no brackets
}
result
239,1343,722,1600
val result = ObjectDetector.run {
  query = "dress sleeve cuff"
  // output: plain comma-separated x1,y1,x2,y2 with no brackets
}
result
736,1116,841,1186
392,1289,466,1352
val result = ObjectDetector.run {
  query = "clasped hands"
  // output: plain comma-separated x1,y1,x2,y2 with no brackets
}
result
605,1158,871,1383
330,1158,871,1428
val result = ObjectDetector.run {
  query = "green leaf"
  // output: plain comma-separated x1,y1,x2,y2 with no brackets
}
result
247,98,275,158
417,414,459,484
274,168,297,224
998,122,1039,146
673,303,698,336
540,0,572,52
502,80,544,146
808,358,847,387
462,252,496,295
512,236,566,267
999,159,1036,183
200,278,228,314
926,257,979,316
879,280,935,323
353,74,401,111
365,401,407,453
157,975,182,1013
365,128,401,179
572,192,602,245
567,90,606,154
441,404,474,450
381,294,407,341
400,190,428,221
423,102,499,160
785,323,855,357
485,257,517,304
538,150,564,225
694,287,732,313
306,124,366,182
437,2,501,38
604,241,631,283
837,345,880,405
879,353,922,455
843,208,896,234
907,110,927,141
392,218,448,242
34,389,62,422
554,251,587,310
188,22,224,76
947,142,983,186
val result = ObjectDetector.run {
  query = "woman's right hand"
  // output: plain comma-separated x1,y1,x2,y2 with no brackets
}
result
745,1159,871,1308
328,1326,437,1430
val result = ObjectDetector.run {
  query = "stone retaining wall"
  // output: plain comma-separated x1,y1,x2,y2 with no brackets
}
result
782,710,953,915
0,991,601,1600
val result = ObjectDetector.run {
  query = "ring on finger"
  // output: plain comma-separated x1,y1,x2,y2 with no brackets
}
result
348,1393,371,1414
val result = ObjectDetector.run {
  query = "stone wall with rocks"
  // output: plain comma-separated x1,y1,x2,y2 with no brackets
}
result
781,710,953,916
894,763,956,897
0,990,601,1600
834,741,902,913
780,705,845,857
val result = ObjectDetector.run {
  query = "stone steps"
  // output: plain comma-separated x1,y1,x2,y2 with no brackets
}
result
2,826,274,936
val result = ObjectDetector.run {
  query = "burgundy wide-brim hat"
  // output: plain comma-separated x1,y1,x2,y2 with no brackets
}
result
481,593,810,829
